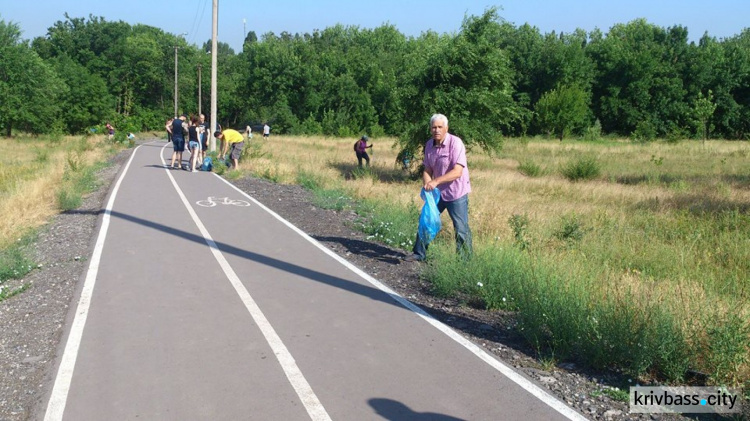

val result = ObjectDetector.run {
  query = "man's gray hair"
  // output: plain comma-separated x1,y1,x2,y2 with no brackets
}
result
430,113,448,127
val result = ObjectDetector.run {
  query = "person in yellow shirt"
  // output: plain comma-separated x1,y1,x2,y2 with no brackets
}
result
215,129,245,170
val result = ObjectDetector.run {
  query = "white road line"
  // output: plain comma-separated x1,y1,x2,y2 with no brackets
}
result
44,145,143,421
160,144,332,421
214,174,588,421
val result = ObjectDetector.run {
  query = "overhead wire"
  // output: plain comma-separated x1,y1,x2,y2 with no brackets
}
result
187,0,210,46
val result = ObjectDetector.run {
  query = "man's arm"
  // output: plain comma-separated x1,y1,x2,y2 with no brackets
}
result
422,167,433,189
424,164,464,191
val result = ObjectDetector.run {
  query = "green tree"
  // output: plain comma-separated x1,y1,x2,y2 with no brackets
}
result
694,90,717,143
398,8,522,158
0,19,64,136
50,55,113,133
587,19,689,137
535,85,590,141
500,24,594,136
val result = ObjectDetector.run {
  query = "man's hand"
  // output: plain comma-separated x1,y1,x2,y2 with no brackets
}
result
424,180,439,191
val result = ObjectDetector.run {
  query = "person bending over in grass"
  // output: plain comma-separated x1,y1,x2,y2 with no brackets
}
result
215,128,245,170
404,113,473,262
354,135,373,168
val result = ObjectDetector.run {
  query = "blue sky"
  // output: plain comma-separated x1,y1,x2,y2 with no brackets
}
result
2,0,748,52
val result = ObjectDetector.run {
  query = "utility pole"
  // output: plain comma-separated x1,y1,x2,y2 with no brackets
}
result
197,64,202,116
173,46,179,117
243,18,246,41
210,0,218,151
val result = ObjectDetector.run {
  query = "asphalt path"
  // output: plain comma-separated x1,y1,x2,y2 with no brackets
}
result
41,141,587,420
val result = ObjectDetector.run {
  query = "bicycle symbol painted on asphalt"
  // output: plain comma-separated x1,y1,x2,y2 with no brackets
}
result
196,196,251,207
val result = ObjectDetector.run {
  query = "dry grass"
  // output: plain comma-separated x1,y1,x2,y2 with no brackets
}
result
241,135,750,301
0,135,115,248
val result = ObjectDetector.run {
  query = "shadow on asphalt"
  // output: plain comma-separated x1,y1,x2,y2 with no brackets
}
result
68,209,415,313
62,208,536,368
368,398,466,421
311,235,406,264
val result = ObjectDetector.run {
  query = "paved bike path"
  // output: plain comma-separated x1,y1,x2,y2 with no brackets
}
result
43,142,585,420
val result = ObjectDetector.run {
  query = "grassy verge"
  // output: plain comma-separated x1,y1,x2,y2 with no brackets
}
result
241,135,750,389
0,133,123,302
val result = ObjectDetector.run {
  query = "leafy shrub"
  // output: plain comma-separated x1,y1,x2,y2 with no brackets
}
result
583,119,602,142
561,157,601,181
240,141,267,160
633,120,657,143
508,214,530,250
553,214,585,243
294,114,323,135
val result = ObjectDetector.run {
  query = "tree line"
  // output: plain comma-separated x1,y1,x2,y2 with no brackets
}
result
1,8,749,153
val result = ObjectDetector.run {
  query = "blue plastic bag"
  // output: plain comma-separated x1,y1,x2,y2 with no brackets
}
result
418,187,441,244
201,156,213,171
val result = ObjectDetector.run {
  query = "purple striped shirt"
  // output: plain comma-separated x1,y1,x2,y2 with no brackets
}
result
423,133,471,202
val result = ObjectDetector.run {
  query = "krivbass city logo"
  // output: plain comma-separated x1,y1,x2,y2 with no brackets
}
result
630,386,741,414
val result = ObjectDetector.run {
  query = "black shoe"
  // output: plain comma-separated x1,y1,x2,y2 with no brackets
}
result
402,254,424,263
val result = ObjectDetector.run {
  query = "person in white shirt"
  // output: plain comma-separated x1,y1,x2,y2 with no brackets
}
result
263,123,270,139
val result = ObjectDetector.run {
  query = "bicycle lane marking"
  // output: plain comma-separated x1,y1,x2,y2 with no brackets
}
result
195,196,251,207
212,173,588,421
44,145,142,421
157,143,332,421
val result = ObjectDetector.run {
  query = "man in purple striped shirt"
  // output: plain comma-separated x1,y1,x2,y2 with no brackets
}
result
404,113,473,262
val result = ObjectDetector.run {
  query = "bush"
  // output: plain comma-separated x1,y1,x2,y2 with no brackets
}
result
553,213,586,244
583,119,602,142
518,161,543,177
561,157,601,181
633,120,657,143
508,214,530,250
294,114,323,135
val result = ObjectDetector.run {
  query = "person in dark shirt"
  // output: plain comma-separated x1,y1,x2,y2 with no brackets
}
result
187,115,202,172
169,115,188,169
354,135,373,168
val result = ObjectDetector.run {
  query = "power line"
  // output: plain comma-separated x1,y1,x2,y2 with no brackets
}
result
187,0,210,46
186,0,201,44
